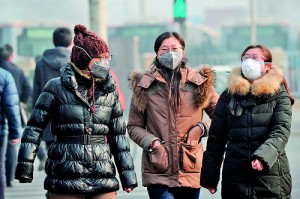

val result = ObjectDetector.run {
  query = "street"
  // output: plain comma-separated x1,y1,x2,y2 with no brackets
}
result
6,101,300,199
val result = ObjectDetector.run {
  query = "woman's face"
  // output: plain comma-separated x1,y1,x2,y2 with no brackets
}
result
156,36,185,58
243,47,271,75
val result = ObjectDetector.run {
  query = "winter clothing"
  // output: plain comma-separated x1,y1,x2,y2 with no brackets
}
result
0,68,22,199
15,63,137,194
0,60,32,105
32,47,71,106
127,65,219,188
200,65,292,199
1,52,32,187
0,60,32,127
32,46,71,142
71,24,109,69
0,68,21,140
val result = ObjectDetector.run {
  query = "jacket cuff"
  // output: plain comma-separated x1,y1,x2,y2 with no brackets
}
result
140,134,157,150
9,132,20,140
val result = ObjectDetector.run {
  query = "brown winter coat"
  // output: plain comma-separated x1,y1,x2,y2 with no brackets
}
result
127,65,219,188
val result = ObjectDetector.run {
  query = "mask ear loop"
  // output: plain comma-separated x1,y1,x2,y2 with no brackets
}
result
90,77,96,113
73,45,98,73
260,61,271,77
73,45,93,60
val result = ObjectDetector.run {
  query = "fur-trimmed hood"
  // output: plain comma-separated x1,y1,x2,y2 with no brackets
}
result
129,65,215,111
227,65,283,97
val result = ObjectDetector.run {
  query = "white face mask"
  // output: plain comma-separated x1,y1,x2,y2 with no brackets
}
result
241,58,264,80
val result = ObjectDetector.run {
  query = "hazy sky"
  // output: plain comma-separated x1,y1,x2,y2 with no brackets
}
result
0,0,298,29
0,0,89,27
0,0,252,27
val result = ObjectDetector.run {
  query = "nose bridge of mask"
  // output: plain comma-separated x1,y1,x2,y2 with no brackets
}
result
248,58,263,69
92,59,109,69
161,51,182,62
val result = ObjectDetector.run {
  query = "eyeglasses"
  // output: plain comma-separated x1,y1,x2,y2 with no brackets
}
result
158,46,183,53
241,55,265,61
95,55,113,61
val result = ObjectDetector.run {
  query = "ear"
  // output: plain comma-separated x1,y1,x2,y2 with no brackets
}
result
68,41,73,48
266,62,272,70
182,49,185,58
264,62,272,73
88,59,94,70
8,54,14,62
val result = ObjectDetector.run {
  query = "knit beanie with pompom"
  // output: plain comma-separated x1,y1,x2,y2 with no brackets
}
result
71,24,109,69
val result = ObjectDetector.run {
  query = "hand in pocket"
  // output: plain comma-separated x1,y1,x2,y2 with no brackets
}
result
181,143,203,173
148,144,169,173
187,126,202,145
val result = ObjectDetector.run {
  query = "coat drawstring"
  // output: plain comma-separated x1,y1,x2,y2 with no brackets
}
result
90,77,96,113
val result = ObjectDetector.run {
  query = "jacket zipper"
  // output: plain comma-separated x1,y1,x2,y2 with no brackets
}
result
248,108,252,199
74,90,93,111
164,82,175,181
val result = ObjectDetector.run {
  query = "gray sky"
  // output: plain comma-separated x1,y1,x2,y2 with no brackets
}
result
0,0,299,29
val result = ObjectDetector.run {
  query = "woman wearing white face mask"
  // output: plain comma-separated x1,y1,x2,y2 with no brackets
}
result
127,32,219,199
200,44,294,199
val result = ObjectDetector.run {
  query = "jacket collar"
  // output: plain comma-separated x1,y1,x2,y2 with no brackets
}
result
227,65,283,97
137,66,208,89
129,65,215,111
60,63,115,93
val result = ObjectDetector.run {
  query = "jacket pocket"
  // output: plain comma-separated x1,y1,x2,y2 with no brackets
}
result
147,144,169,173
180,143,203,173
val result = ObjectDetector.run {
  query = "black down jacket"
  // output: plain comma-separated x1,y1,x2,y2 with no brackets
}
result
15,63,137,194
200,66,292,199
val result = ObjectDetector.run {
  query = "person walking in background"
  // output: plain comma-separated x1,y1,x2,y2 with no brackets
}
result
0,45,32,187
200,44,294,199
0,67,22,198
32,27,72,108
127,31,219,199
15,24,137,199
4,44,32,123
32,27,72,171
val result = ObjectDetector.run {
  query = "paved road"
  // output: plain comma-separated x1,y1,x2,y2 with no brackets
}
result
6,101,300,199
